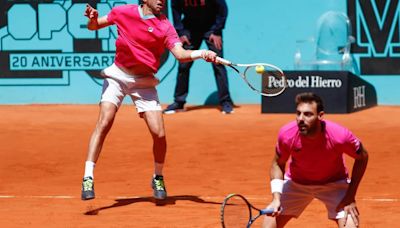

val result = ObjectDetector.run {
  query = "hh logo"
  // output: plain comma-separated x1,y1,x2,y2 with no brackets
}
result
347,0,400,75
353,85,366,109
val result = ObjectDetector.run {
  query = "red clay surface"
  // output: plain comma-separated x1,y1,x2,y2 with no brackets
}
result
0,105,399,227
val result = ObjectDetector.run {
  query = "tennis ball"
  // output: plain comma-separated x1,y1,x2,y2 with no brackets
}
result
255,65,265,74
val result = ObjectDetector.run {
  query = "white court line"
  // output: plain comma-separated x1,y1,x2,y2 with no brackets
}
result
0,195,398,202
0,195,74,199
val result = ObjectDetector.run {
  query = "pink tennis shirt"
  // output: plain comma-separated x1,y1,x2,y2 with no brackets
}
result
276,120,361,185
107,4,181,73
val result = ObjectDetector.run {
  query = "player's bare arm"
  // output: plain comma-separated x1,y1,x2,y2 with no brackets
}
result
337,144,369,227
84,4,112,30
266,153,286,216
271,152,286,178
170,44,217,63
179,35,191,46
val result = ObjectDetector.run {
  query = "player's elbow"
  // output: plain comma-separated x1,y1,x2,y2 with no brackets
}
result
361,150,369,161
173,53,191,63
171,45,192,62
356,148,369,164
360,146,369,158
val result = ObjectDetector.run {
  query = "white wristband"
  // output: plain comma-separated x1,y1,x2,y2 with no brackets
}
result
270,179,284,194
190,50,205,60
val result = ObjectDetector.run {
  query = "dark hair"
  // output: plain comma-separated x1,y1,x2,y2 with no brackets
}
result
295,92,324,113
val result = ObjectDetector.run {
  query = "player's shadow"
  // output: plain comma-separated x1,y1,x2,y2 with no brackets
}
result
84,195,221,215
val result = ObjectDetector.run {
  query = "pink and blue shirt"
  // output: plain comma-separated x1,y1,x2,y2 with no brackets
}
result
107,4,181,73
276,120,361,185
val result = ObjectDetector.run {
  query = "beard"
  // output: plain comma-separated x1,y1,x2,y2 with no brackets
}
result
297,121,318,136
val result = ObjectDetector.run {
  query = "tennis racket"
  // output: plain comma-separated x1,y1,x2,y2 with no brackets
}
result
216,57,287,97
221,193,274,228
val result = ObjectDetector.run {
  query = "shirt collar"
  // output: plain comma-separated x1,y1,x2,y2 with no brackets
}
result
138,5,156,19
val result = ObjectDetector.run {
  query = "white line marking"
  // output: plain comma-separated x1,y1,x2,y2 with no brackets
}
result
0,196,15,198
0,195,73,199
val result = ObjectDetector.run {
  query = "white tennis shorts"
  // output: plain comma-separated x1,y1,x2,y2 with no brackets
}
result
280,179,349,219
100,64,161,113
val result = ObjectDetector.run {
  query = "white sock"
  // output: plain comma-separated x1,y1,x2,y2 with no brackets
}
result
84,161,95,178
154,162,164,176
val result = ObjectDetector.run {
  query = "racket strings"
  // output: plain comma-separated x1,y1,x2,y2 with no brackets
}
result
262,70,287,95
222,196,251,228
244,65,287,96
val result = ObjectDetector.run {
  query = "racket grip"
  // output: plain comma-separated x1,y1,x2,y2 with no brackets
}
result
260,208,274,215
216,57,232,65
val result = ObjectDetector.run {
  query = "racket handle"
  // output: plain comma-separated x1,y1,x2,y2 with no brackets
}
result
216,57,232,66
260,208,274,215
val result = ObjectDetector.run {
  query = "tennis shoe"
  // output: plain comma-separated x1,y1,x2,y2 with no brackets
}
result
151,175,167,200
221,102,234,114
81,176,95,200
163,102,185,114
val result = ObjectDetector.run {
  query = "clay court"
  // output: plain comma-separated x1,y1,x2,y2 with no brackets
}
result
0,105,399,227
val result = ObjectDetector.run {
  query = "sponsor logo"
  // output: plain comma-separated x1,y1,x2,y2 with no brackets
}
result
353,85,366,108
267,75,343,89
347,0,400,75
0,0,169,85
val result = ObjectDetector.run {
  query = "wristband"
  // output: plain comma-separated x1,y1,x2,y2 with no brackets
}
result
270,179,284,194
190,50,205,60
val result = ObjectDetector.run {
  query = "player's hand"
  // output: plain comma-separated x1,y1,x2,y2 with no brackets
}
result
84,4,98,20
201,50,217,62
341,202,360,227
265,199,282,217
179,35,191,46
209,34,222,50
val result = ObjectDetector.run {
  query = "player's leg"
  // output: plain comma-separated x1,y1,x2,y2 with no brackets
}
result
315,179,358,228
81,76,124,200
141,110,167,199
85,101,118,162
131,86,167,199
336,215,358,228
263,215,295,228
263,180,314,227
141,110,166,171
81,102,118,200
204,36,233,114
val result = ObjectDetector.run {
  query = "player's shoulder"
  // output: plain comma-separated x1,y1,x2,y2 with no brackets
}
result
323,120,349,133
278,121,298,139
323,120,354,141
157,13,171,24
155,14,175,32
280,121,297,132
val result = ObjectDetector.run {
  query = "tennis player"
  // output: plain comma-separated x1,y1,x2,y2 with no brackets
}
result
81,0,218,201
263,92,369,228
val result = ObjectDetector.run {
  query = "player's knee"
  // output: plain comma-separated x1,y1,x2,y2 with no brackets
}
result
149,126,166,139
344,217,358,228
96,118,114,133
337,216,359,228
153,134,166,142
